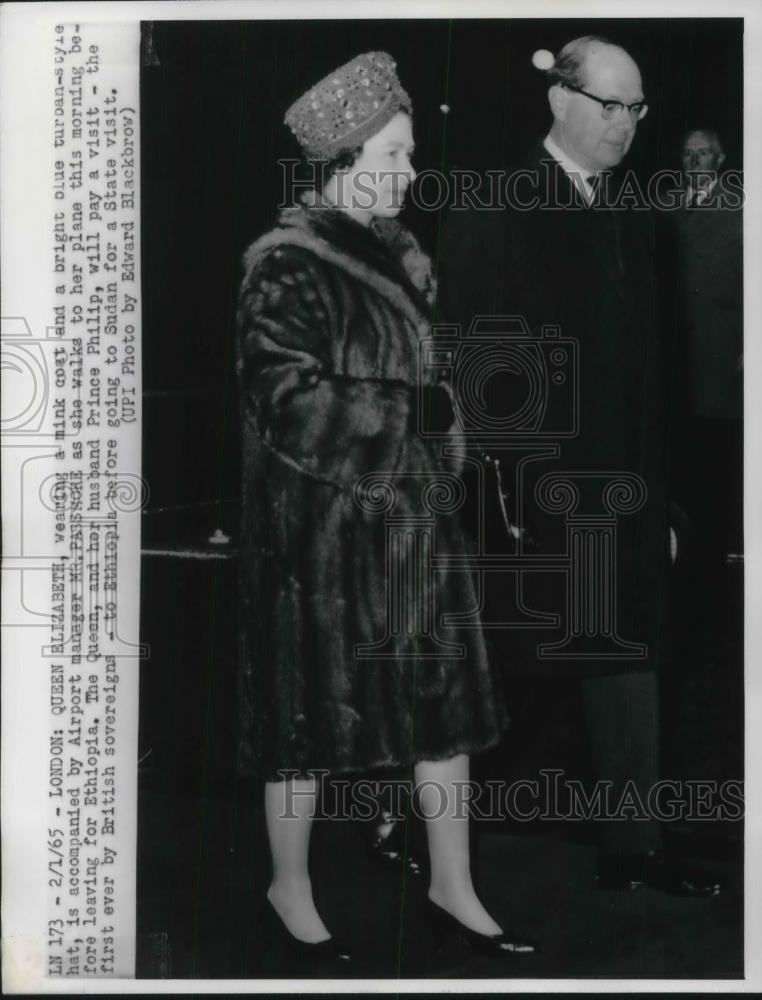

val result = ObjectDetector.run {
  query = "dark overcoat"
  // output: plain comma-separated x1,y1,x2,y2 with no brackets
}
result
670,185,743,421
439,143,670,677
236,203,508,780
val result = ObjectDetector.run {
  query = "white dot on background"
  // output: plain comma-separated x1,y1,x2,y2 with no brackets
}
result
532,49,555,71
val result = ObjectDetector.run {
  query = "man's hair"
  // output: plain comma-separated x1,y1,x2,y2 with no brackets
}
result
547,35,628,89
681,127,724,155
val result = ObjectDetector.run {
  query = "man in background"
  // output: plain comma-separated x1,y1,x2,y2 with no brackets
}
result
671,127,742,589
662,127,743,782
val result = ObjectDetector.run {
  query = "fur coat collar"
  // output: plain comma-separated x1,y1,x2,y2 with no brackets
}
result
242,196,436,333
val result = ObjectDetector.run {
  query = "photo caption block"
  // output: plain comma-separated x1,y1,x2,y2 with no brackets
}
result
46,21,141,981
1,16,140,988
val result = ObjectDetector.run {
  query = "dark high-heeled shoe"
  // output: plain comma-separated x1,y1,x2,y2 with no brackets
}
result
262,897,353,966
423,896,537,957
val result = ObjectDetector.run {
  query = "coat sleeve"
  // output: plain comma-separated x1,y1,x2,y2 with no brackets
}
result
237,244,418,489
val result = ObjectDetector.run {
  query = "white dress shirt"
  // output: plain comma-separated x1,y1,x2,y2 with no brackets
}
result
543,133,599,204
684,177,717,207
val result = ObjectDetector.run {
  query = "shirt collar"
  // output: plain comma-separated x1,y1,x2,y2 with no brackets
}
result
543,133,598,201
686,177,718,206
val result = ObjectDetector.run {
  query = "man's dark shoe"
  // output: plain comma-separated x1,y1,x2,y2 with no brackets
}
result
596,849,724,896
368,814,423,878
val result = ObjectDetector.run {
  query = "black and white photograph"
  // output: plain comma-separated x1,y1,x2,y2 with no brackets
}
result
1,0,759,992
137,11,745,982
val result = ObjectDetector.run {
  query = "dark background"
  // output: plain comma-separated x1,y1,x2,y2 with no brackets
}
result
140,17,743,522
137,18,744,978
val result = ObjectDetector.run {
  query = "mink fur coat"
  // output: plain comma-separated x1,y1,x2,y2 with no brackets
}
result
236,202,508,780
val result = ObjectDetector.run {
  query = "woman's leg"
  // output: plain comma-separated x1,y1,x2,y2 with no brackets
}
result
264,778,331,943
415,753,502,936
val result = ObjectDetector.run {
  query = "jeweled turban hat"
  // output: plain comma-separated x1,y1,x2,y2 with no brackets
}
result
284,51,412,160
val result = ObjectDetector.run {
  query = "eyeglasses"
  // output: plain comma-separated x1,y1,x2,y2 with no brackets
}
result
564,84,648,122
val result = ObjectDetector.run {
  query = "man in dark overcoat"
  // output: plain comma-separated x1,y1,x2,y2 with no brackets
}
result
669,128,743,632
440,35,721,894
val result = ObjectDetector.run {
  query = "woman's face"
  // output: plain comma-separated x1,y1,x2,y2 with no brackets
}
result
330,112,416,224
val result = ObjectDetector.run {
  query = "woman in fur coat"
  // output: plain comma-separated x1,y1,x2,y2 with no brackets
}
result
237,52,530,962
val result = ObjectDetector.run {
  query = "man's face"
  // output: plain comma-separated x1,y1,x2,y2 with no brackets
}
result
681,131,724,175
554,47,644,173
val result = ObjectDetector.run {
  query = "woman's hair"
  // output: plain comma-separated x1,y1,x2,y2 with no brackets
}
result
546,35,623,89
315,145,364,191
289,144,364,197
